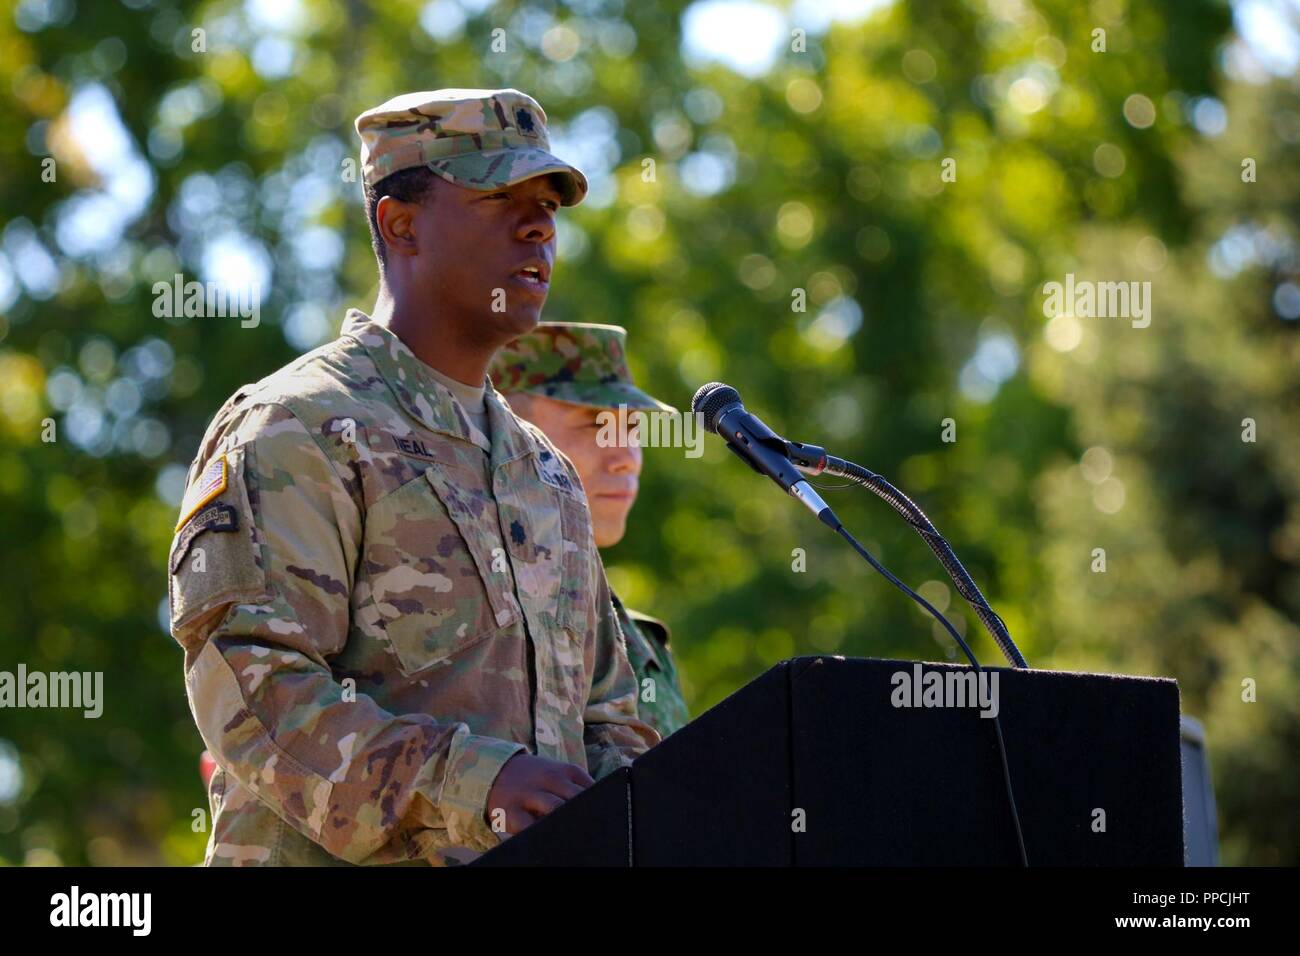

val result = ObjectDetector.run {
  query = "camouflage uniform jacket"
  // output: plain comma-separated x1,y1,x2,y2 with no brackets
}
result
167,310,658,866
611,593,689,738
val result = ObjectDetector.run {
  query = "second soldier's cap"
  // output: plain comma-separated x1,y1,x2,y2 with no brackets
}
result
354,88,588,205
489,323,675,413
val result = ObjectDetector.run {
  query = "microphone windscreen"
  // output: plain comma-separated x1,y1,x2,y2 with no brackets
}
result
691,382,742,434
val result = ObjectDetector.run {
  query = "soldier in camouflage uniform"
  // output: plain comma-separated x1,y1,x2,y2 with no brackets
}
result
490,324,690,737
168,89,657,866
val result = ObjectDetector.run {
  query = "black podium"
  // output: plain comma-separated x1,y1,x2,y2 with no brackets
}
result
474,657,1183,866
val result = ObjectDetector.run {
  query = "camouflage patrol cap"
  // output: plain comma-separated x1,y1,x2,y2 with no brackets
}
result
355,88,588,205
490,323,675,412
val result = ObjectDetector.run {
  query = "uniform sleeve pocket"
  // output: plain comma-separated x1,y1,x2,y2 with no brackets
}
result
169,447,270,647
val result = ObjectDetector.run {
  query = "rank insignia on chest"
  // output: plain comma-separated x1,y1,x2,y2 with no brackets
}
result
176,455,228,531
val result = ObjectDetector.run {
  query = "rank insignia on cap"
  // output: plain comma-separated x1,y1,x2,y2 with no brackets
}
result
176,455,228,531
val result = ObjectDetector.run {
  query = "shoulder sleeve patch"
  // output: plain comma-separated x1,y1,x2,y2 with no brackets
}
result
167,445,269,644
170,503,238,574
176,455,228,531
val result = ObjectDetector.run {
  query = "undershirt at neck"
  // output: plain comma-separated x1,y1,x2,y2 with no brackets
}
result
424,365,490,451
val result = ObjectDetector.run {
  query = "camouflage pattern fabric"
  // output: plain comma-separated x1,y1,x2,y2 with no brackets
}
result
355,88,588,205
167,310,657,866
612,593,689,739
491,321,689,736
489,322,676,412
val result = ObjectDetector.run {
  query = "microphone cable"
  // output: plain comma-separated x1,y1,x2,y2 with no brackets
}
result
819,456,1029,670
825,515,1029,867
691,380,1028,861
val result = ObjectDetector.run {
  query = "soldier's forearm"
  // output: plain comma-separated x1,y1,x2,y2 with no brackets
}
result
189,630,525,864
584,728,651,780
582,689,658,776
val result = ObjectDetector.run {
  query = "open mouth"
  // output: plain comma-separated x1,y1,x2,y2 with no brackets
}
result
514,264,549,287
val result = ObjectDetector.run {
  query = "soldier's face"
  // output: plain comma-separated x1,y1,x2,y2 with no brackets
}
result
417,174,563,340
513,395,642,548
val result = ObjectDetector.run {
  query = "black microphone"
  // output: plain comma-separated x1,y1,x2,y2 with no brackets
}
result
691,381,1030,860
691,382,840,528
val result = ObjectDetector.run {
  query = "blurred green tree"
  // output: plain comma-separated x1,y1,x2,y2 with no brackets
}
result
0,0,1293,865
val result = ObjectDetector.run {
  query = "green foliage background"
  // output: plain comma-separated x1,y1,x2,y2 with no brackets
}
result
0,0,1296,865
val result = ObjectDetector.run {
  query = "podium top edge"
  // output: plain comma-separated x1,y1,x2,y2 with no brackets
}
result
779,655,1179,686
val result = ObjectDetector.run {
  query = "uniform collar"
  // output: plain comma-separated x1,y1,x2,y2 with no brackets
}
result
484,374,537,467
610,590,665,671
343,309,537,468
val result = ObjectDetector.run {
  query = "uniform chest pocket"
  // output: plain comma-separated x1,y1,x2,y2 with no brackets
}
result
360,467,518,676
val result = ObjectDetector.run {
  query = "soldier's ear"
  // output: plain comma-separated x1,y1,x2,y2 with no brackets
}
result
375,195,420,260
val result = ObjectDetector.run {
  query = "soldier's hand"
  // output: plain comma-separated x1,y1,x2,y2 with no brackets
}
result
485,753,594,835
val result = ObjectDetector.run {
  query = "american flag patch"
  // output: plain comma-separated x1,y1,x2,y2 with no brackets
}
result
175,455,229,531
